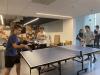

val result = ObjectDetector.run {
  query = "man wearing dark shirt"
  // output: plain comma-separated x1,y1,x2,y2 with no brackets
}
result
4,25,30,75
94,25,100,48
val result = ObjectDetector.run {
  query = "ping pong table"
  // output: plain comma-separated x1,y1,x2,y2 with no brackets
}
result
20,45,100,75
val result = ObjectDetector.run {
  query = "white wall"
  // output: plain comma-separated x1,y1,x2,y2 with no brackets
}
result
96,13,100,26
84,14,95,31
62,19,74,43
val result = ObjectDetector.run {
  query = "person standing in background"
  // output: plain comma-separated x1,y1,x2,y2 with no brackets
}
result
94,25,100,48
84,25,96,63
37,26,47,48
26,25,34,42
84,25,94,47
34,25,41,39
76,29,85,46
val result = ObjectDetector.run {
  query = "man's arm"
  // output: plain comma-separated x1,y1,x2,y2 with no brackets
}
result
12,43,29,49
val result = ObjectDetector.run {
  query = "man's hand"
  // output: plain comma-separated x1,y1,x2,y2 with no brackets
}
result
81,39,85,42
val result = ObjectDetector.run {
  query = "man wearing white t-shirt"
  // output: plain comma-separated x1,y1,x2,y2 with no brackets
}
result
37,27,47,48
84,25,96,63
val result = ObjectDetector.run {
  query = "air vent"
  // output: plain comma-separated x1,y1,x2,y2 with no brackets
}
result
32,0,56,5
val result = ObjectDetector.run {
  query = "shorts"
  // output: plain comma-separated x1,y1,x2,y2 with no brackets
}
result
5,55,20,68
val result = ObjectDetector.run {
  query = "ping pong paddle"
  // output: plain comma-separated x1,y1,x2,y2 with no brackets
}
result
25,45,32,52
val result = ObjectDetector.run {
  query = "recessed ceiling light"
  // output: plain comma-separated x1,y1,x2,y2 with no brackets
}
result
36,13,72,18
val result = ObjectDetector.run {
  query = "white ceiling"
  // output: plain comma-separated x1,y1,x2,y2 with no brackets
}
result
0,0,100,19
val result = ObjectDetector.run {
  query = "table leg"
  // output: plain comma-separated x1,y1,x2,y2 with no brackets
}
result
77,51,88,75
90,54,92,68
58,61,61,75
30,68,31,75
38,67,41,75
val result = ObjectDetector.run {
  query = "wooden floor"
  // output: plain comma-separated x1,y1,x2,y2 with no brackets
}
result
1,54,100,75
